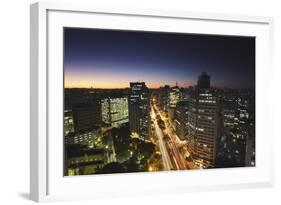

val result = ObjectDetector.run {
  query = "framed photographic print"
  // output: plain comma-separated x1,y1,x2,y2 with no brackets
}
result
30,2,274,202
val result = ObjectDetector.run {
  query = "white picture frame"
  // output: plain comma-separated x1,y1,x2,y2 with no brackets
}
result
30,2,274,202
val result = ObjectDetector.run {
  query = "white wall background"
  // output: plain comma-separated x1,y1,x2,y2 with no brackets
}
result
0,0,280,204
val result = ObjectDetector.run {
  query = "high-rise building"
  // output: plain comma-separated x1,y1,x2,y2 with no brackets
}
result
101,96,128,127
157,85,170,111
197,72,210,89
168,85,181,108
174,100,190,140
216,89,255,167
168,85,181,121
188,72,221,168
72,101,102,132
128,82,150,140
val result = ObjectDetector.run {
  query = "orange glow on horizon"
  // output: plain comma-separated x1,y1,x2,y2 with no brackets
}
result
64,82,194,89
64,72,195,89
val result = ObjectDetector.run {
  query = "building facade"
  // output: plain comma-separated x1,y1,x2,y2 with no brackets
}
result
216,89,255,167
128,82,151,140
101,96,129,127
174,100,190,140
157,85,170,111
72,101,102,132
168,85,181,121
65,127,101,146
168,85,181,108
188,72,222,168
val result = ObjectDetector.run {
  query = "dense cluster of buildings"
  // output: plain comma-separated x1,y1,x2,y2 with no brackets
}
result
64,72,255,175
64,83,151,175
155,72,255,168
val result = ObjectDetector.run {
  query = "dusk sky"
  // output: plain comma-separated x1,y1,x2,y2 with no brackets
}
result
64,28,255,89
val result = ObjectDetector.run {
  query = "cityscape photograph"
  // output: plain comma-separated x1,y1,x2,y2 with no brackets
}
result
63,28,255,176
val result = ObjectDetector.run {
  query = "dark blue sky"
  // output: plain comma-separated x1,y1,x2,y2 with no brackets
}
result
64,28,255,89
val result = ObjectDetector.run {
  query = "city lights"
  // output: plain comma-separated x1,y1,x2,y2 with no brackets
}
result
63,28,255,176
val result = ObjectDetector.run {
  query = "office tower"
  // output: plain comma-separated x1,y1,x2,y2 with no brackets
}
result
168,84,181,120
174,100,190,140
101,96,128,127
128,82,150,141
168,84,181,108
72,101,102,132
188,72,221,168
235,92,254,166
197,72,210,89
222,92,237,129
216,89,255,167
158,85,170,111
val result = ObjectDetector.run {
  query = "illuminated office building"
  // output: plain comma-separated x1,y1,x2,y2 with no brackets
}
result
101,96,128,127
168,84,181,120
128,82,150,140
188,72,221,168
168,84,181,108
65,127,101,146
216,89,255,167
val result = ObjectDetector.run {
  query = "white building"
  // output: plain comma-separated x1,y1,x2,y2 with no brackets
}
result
101,96,129,127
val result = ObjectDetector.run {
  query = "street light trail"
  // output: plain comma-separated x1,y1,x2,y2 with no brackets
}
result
153,103,188,170
168,140,187,170
151,107,173,171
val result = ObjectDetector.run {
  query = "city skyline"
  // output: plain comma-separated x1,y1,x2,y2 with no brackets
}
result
64,28,255,89
64,73,255,175
63,28,255,176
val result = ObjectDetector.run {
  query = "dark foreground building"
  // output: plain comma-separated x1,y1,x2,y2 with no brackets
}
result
128,82,151,140
72,102,102,132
